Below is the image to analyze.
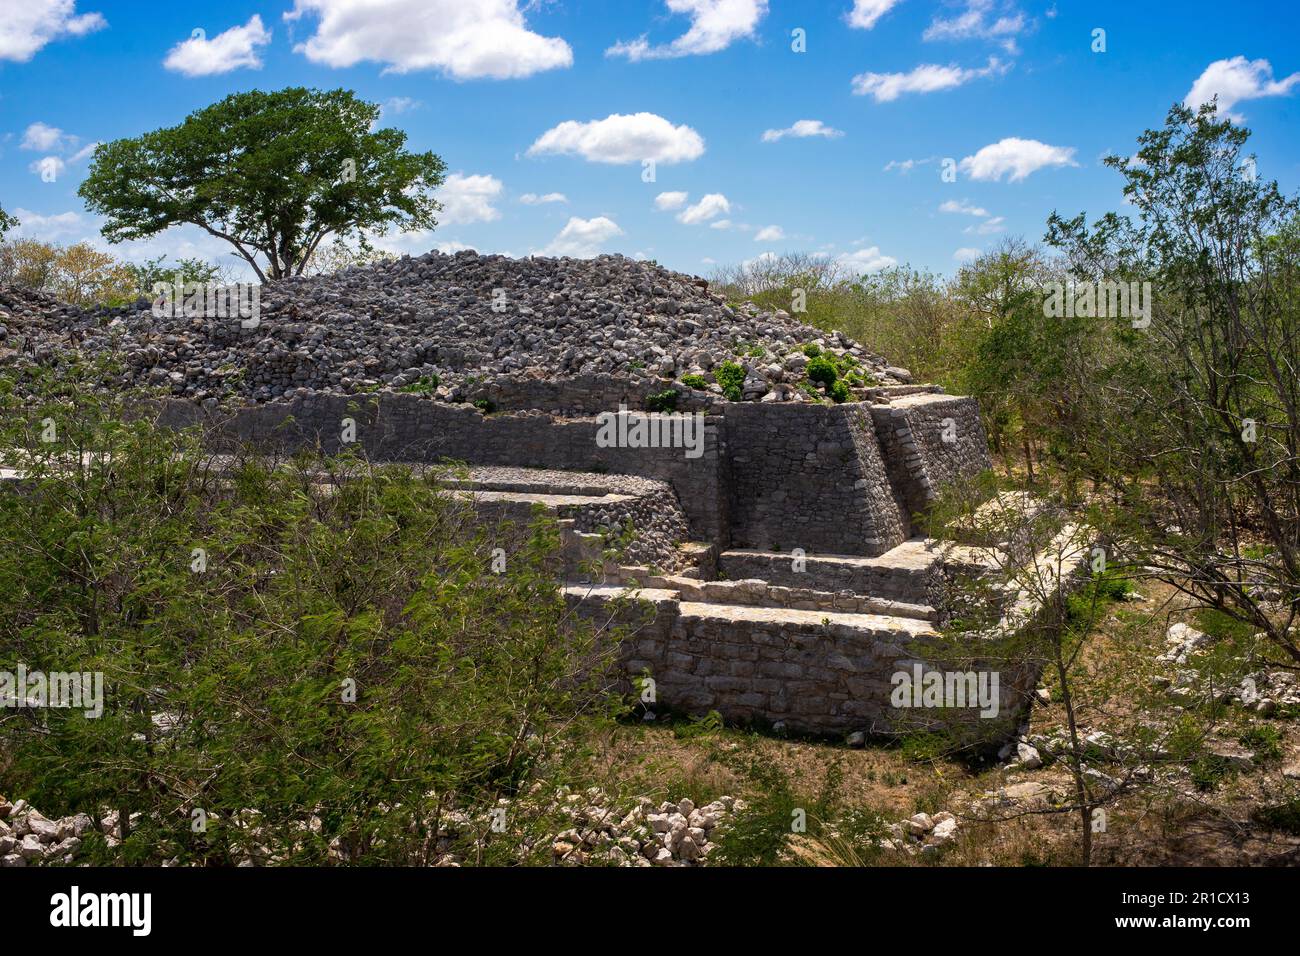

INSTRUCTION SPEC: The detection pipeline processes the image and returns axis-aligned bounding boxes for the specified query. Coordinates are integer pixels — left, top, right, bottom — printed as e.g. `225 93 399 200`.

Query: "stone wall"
152 391 991 558
870 394 991 531
154 393 730 544
722 404 907 556
577 587 1036 738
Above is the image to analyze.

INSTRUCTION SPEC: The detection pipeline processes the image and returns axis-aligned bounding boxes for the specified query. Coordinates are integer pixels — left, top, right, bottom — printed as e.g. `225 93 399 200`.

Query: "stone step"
626 572 936 621
716 538 943 606
562 583 938 641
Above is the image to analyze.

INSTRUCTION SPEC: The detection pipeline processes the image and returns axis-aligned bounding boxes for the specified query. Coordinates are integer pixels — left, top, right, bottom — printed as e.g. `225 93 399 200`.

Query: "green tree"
0 204 16 241
1046 102 1300 667
78 87 447 282
0 367 624 865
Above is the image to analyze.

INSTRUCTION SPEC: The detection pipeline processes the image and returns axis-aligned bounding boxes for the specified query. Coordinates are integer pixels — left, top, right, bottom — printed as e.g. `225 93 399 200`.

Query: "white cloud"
761 119 844 143
528 113 705 165
543 216 624 257
381 96 422 118
959 137 1077 181
953 247 980 262
284 0 573 80
965 216 1005 235
1184 56 1300 120
845 0 904 30
28 156 66 180
852 56 1007 101
754 225 784 241
677 193 730 224
8 207 85 240
69 141 100 163
519 192 567 205
607 0 767 61
21 122 76 152
435 173 504 225
654 191 690 211
837 246 897 274
883 157 933 174
939 198 988 217
709 219 733 230
164 15 270 76
924 0 1027 54
0 0 105 62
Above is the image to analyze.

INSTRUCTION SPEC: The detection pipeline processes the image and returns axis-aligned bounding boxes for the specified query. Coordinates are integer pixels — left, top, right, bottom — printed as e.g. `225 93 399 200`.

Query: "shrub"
806 355 838 388
398 374 439 394
680 373 710 391
715 361 746 401
829 380 850 403
801 343 821 358
645 389 679 413
0 367 622 865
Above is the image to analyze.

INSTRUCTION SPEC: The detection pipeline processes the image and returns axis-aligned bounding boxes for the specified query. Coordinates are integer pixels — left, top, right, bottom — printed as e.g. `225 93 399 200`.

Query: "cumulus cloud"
7 207 85 240
0 0 105 62
953 247 981 262
845 0 904 30
754 225 785 241
21 122 76 152
164 15 270 76
924 0 1027 54
284 0 573 80
761 119 844 143
435 173 504 225
965 216 1005 235
528 113 705 165
837 246 897 274
676 193 730 224
519 192 567 205
939 198 988 217
607 0 767 61
959 137 1076 181
1184 56 1300 120
654 191 690 211
28 156 66 181
543 216 624 257
852 56 1007 101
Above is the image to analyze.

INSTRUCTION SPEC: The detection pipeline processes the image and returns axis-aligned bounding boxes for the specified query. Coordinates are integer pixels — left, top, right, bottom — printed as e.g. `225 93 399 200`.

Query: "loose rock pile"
0 798 93 867
1156 621 1300 714
0 789 743 868
0 251 908 406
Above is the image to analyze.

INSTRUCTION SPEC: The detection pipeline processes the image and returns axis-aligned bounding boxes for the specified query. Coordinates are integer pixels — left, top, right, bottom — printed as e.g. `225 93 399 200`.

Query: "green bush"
715 361 746 402
645 389 679 412
801 343 821 358
680 373 710 391
829 380 850 403
806 356 838 388
0 367 622 865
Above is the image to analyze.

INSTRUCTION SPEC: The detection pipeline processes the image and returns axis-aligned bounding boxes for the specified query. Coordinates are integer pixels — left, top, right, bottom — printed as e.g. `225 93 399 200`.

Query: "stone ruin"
0 250 1081 743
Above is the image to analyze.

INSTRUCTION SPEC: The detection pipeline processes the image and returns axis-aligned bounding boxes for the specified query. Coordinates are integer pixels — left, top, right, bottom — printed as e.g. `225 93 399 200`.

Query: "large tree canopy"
78 87 447 282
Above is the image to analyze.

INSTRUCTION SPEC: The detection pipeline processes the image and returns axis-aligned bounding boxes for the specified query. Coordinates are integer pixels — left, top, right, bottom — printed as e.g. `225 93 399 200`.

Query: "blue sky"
2 0 1298 281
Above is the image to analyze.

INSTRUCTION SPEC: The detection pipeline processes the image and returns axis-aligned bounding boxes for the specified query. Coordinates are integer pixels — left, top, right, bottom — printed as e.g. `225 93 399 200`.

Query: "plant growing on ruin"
0 369 623 865
78 87 447 282
645 389 679 413
680 373 710 391
714 361 746 401
805 355 838 389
